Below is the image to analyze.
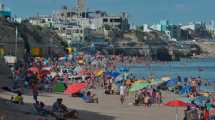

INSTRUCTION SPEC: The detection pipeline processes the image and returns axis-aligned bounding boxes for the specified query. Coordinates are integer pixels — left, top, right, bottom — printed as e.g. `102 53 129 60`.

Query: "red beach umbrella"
79 70 93 75
163 100 188 120
210 108 215 115
28 67 39 73
164 100 188 107
64 83 87 94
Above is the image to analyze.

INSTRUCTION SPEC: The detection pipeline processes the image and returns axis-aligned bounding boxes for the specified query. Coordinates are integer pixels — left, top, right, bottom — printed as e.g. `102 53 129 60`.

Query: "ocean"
118 58 215 82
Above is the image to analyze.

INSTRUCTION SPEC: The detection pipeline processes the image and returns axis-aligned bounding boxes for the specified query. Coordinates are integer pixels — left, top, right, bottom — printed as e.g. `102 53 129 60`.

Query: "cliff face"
0 18 64 57
197 41 215 57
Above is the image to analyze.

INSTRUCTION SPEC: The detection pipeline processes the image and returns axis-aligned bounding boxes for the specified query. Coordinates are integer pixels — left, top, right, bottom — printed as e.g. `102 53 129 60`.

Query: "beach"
0 88 185 120
0 56 214 120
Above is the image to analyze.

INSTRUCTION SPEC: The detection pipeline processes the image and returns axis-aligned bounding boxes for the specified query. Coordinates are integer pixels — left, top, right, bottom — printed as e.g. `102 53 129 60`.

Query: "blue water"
118 58 215 82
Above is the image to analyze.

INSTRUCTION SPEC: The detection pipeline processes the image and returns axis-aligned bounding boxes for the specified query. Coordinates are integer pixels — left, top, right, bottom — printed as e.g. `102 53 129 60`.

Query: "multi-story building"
28 0 129 44
0 3 11 18
29 16 53 28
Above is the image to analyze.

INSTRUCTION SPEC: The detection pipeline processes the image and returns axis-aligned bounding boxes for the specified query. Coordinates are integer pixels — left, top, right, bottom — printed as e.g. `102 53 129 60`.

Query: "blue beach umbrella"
166 79 177 87
179 86 192 95
194 96 209 107
106 71 120 78
119 67 129 72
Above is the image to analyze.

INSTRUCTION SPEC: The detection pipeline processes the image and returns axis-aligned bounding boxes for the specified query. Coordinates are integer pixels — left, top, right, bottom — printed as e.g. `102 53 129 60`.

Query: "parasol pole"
176 107 178 120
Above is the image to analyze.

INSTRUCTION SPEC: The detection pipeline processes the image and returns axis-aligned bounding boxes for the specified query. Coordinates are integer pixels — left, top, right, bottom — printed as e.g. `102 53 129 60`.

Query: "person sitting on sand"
52 98 68 113
92 94 99 104
13 92 24 104
52 98 79 119
33 101 50 116
83 91 92 103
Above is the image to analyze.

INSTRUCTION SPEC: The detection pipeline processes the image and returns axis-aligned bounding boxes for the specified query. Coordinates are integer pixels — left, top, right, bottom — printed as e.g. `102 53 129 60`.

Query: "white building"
142 24 151 32
180 24 195 30
150 24 162 31
29 16 54 28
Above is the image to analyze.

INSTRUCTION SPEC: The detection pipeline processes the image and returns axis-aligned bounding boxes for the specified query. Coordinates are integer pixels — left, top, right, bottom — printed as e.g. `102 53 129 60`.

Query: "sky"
0 0 215 25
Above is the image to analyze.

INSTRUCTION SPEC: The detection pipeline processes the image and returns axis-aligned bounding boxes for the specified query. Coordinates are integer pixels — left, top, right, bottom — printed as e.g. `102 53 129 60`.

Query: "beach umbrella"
40 70 51 78
194 96 209 107
161 76 171 82
179 97 193 103
78 70 93 75
42 67 51 71
209 108 215 115
119 67 129 72
179 86 192 95
64 83 87 94
164 100 188 107
59 57 66 61
166 79 177 87
163 100 188 120
134 80 145 84
95 70 104 77
150 80 162 86
28 67 39 73
129 82 150 92
106 71 120 78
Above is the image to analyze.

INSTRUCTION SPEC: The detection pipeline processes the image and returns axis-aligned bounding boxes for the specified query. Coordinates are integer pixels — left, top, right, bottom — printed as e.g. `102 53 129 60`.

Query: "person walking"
120 84 126 104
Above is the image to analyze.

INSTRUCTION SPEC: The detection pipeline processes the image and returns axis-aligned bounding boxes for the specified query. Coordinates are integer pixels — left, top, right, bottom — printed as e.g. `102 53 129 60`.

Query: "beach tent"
53 83 66 93
179 86 192 95
129 82 150 92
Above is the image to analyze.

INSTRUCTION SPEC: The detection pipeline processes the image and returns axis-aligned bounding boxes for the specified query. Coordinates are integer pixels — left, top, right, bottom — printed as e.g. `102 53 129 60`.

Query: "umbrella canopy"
210 108 215 115
64 83 87 94
119 67 129 72
163 99 188 120
166 79 177 87
180 97 194 103
40 70 51 76
129 82 150 92
150 80 162 86
106 71 120 78
28 67 39 73
42 67 52 71
164 100 188 107
94 69 104 77
161 76 171 82
194 96 209 107
179 86 192 95
78 69 94 75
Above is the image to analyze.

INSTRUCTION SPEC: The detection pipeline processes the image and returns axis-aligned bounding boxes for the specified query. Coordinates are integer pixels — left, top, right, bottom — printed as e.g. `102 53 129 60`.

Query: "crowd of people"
2 50 215 120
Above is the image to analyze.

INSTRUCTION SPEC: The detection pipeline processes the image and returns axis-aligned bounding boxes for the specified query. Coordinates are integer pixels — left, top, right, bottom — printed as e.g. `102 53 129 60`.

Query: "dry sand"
0 88 186 120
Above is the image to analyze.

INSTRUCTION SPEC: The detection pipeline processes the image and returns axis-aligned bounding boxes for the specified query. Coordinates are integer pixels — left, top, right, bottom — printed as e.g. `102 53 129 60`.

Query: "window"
103 18 108 22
